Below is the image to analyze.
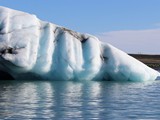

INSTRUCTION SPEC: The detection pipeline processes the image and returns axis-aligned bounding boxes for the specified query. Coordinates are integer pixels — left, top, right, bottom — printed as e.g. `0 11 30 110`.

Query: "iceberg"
0 6 159 81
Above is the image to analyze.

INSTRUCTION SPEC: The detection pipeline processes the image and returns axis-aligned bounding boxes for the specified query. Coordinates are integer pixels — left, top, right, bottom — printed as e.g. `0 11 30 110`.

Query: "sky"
0 0 160 54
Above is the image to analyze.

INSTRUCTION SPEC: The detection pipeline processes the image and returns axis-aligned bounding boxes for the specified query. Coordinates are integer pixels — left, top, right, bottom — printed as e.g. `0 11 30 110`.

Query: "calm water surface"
0 80 160 120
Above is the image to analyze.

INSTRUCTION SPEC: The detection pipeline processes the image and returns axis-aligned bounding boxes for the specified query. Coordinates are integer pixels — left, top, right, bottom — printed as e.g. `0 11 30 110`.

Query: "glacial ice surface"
0 6 159 81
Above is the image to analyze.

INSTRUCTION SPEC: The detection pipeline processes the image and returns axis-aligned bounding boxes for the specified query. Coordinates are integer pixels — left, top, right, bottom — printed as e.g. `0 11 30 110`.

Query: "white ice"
0 6 159 81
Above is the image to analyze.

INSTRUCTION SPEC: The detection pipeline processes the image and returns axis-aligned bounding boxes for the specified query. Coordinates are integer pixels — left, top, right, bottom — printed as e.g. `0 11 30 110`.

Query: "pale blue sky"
1 0 160 54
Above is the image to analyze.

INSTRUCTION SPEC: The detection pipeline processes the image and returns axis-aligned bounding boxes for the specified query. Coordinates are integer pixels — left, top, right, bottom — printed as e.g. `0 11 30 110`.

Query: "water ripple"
0 80 160 119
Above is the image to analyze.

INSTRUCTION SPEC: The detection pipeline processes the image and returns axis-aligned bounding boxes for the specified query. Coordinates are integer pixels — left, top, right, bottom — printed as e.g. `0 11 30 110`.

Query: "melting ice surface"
0 6 159 81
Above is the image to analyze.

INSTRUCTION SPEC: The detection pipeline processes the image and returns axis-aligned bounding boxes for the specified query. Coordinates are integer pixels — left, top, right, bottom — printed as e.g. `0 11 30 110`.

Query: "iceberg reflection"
0 80 156 119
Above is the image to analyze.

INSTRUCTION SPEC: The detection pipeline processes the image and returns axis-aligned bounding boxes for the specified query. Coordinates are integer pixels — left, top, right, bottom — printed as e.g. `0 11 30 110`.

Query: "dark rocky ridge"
129 54 160 70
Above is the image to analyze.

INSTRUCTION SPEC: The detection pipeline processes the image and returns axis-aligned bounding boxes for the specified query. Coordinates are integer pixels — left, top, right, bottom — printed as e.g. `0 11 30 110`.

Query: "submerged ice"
0 6 159 81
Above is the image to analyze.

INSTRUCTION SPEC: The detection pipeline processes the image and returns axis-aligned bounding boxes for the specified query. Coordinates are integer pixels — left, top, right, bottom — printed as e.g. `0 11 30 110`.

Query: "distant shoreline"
129 54 160 70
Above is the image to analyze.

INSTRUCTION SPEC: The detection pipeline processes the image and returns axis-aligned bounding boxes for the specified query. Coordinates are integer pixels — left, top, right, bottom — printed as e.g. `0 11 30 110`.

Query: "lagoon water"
0 80 160 120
